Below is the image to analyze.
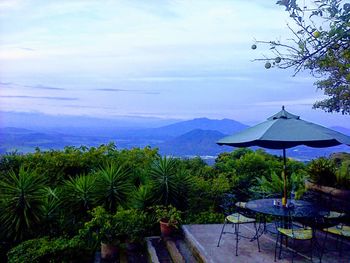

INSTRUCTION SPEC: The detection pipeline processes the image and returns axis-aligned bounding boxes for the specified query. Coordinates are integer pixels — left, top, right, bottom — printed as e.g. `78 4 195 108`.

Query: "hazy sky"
0 0 349 127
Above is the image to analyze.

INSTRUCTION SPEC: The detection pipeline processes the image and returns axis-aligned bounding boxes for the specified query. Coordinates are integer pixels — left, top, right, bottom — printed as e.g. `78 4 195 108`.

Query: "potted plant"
155 205 182 236
114 209 152 251
81 206 125 260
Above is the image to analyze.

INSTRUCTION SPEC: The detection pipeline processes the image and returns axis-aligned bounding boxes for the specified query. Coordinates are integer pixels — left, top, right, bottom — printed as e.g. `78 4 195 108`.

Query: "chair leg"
291 238 295 263
235 223 239 256
254 222 261 252
279 234 283 259
320 230 328 263
217 219 227 247
339 235 343 258
275 232 280 262
310 237 313 262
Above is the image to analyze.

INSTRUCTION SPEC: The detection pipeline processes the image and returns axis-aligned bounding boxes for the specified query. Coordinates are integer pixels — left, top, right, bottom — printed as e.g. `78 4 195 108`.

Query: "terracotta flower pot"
101 242 118 260
160 220 176 236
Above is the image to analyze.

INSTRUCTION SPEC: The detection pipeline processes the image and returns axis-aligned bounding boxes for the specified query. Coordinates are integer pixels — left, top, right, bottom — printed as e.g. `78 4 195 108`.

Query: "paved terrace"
182 224 350 263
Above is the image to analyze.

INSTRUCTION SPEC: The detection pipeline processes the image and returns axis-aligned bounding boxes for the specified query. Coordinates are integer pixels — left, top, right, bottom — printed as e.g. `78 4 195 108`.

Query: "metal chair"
320 219 350 260
217 199 261 256
274 211 315 262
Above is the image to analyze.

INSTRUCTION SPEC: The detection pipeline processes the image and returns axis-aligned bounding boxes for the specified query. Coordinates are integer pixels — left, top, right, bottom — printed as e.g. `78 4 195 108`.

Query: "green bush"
7 236 93 263
308 157 337 187
190 174 230 212
336 160 350 189
80 206 155 246
184 211 225 224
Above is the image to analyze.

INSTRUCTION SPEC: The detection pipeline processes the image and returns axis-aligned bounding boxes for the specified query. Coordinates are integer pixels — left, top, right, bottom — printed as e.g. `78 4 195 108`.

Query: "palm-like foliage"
173 168 194 210
41 187 62 236
130 185 155 211
94 163 132 213
63 174 96 213
150 156 179 206
0 166 45 242
252 171 307 199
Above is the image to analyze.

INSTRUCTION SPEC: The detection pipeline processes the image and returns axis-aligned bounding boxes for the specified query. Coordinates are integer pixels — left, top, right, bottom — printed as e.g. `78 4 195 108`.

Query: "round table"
246 198 328 218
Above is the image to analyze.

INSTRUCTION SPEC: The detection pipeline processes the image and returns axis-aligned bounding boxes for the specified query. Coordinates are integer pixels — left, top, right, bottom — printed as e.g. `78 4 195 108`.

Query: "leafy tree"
190 174 231 212
0 166 45 242
253 0 350 114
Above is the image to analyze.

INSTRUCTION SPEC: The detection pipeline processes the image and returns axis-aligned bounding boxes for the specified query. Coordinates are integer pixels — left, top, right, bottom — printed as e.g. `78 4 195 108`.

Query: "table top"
246 198 329 218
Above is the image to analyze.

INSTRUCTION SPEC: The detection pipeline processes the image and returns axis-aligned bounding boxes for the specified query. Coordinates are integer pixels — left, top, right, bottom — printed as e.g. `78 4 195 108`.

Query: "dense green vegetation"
0 143 349 261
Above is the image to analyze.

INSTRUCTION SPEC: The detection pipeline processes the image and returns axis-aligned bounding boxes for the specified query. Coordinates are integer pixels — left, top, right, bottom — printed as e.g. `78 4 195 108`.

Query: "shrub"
336 160 350 189
7 236 93 263
308 157 337 187
80 207 154 246
190 174 230 212
184 211 225 224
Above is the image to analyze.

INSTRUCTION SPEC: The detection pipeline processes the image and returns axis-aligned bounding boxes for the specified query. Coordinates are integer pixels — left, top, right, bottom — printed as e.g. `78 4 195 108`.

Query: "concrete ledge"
145 237 160 263
182 225 213 263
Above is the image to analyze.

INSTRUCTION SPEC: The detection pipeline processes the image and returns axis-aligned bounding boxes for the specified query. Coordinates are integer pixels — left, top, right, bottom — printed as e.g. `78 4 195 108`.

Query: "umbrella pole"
282 148 287 206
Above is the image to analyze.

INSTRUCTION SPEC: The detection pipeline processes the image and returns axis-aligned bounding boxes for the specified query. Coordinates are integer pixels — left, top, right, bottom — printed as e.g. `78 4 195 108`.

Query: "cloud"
125 76 251 82
0 95 77 101
254 97 326 107
0 81 12 85
95 88 128 92
25 84 65 90
95 88 160 95
62 104 116 110
18 47 35 51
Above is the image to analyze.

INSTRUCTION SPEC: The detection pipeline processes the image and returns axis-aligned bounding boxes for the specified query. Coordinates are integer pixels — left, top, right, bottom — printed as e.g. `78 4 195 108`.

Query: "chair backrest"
219 193 237 216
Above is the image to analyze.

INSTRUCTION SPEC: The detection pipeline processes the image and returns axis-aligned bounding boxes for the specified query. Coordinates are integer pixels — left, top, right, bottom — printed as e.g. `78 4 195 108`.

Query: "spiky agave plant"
149 156 179 207
0 166 45 242
94 162 132 213
41 187 62 236
63 174 96 213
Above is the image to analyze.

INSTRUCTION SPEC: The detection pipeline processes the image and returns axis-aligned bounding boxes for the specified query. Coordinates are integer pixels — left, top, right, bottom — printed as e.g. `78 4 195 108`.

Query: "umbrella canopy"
217 106 350 205
218 106 350 149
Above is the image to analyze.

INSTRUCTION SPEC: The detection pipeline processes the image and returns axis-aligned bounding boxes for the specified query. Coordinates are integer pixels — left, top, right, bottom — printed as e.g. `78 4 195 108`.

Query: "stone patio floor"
182 224 350 263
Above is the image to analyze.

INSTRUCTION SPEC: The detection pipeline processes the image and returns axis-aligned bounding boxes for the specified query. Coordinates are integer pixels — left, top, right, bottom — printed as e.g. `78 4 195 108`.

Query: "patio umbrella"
217 106 350 205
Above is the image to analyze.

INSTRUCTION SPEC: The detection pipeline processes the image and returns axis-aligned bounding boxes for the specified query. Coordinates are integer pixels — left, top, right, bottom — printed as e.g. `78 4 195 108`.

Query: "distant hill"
135 117 248 139
0 127 111 153
0 111 179 137
158 129 232 156
1 114 349 160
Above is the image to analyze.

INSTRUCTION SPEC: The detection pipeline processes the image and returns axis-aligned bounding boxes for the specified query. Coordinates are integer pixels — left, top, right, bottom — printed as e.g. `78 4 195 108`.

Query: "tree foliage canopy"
254 0 350 114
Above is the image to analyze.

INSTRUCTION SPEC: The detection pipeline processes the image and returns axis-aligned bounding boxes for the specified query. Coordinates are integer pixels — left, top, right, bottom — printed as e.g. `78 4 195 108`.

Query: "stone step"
146 234 200 263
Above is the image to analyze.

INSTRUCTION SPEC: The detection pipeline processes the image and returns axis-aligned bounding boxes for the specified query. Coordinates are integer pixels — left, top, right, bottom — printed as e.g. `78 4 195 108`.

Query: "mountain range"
1 111 349 161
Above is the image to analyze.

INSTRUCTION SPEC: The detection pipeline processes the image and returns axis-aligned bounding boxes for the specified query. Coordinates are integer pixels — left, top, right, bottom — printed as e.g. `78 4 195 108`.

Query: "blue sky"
0 0 349 127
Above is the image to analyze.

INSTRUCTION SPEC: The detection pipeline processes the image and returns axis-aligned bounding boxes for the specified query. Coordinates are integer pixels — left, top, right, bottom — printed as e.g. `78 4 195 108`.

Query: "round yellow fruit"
313 31 320 38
